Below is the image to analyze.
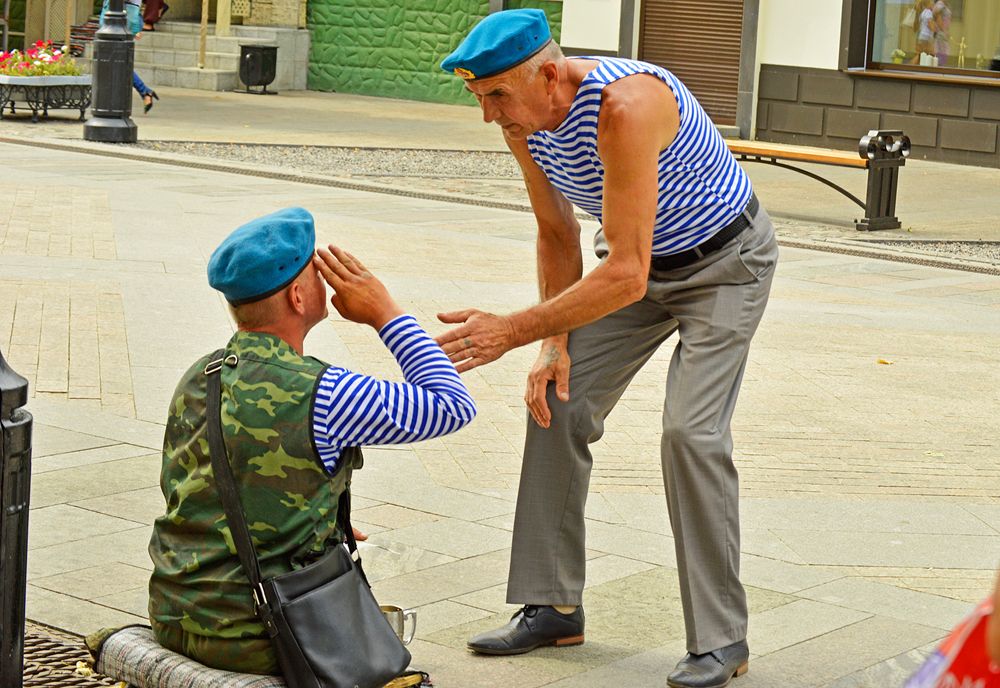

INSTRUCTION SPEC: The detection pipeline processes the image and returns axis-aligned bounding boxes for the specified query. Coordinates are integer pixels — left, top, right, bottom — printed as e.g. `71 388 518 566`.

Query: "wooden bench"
726 130 911 231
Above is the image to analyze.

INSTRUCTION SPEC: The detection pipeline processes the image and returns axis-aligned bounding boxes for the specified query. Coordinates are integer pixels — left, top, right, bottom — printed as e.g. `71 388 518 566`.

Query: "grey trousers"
507 205 778 654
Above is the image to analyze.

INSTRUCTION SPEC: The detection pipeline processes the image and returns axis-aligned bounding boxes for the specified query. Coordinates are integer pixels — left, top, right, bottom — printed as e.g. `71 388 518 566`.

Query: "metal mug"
380 604 416 646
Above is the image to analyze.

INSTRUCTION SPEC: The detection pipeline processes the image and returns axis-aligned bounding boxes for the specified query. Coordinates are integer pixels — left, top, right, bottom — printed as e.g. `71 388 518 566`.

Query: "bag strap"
205 352 267 592
203 350 370 597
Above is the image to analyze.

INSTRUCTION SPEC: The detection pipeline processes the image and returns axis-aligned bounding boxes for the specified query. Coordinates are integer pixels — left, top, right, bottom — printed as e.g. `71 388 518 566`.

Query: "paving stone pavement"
2 104 1000 686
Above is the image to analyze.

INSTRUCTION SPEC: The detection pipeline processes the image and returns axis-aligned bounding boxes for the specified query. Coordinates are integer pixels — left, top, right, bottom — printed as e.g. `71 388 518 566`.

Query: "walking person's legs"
131 71 159 112
131 71 148 96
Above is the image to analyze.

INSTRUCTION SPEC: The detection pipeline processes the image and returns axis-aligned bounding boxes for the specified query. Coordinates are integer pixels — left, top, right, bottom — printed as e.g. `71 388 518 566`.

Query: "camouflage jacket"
148 331 362 642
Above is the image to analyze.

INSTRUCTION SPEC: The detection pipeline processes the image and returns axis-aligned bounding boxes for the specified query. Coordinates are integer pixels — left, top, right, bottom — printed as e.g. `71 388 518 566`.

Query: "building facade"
306 0 561 105
560 0 1000 166
303 0 999 167
754 0 1000 167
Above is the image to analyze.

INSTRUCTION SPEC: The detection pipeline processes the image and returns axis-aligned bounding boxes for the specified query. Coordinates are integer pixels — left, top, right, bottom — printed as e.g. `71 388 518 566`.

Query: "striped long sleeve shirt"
311 314 476 473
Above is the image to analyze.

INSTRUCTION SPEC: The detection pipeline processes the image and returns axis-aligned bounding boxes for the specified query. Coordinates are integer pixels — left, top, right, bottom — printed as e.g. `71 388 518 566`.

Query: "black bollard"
0 349 32 688
857 130 911 231
83 0 137 143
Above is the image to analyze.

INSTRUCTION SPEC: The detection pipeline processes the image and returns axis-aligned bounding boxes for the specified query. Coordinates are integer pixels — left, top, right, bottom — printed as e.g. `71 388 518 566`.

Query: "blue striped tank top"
526 57 753 256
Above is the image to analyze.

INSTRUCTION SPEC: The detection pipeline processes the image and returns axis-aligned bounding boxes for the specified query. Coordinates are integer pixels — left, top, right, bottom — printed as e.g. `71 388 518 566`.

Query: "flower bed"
0 40 91 122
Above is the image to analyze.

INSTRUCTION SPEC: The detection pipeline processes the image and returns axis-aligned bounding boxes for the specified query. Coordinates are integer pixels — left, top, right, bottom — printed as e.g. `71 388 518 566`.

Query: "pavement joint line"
142 139 509 154
3 135 999 277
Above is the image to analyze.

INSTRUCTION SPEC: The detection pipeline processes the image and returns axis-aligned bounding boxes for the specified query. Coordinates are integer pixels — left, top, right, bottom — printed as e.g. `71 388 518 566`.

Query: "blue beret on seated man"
208 206 316 305
440 8 551 80
146 206 476 676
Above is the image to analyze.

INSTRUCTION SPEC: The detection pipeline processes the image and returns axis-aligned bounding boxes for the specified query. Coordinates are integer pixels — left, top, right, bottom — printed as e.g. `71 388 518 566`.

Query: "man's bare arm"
507 135 580 425
437 75 680 370
506 135 584 302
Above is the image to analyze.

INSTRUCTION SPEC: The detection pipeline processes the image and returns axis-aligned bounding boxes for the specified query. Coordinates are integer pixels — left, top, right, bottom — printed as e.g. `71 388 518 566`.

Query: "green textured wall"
307 0 563 105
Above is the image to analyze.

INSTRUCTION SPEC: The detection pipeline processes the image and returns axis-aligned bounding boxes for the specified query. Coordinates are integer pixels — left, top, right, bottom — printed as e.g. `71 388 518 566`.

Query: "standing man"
436 10 777 688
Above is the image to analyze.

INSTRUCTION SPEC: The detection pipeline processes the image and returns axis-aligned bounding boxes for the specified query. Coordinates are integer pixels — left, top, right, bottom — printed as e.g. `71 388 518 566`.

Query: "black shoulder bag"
205 355 411 688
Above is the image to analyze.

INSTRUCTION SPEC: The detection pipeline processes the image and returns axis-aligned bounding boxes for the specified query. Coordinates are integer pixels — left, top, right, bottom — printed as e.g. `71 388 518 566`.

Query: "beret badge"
453 67 476 80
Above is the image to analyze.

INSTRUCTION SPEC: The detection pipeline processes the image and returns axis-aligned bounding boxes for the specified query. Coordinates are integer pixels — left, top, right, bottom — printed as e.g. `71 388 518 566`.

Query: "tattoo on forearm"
543 345 560 367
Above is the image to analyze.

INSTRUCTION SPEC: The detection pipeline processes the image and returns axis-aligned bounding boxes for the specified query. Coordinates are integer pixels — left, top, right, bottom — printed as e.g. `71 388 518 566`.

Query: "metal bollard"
856 129 911 231
0 349 32 688
83 0 138 143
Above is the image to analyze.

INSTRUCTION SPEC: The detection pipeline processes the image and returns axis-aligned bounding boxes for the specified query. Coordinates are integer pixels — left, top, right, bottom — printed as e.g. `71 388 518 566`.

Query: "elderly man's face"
465 68 547 139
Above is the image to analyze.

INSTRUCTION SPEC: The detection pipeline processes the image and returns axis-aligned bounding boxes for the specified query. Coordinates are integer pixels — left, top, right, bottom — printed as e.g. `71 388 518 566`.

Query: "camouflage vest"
148 331 362 642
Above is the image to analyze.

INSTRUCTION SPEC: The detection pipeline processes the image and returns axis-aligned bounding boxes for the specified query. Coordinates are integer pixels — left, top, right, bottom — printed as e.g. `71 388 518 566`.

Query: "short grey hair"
513 41 564 82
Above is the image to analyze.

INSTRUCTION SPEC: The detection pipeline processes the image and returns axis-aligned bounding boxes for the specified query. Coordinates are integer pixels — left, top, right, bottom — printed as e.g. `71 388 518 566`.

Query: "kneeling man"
147 207 476 674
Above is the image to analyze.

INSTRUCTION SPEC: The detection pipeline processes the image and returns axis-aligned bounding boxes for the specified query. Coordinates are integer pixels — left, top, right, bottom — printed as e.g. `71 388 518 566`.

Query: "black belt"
650 194 759 272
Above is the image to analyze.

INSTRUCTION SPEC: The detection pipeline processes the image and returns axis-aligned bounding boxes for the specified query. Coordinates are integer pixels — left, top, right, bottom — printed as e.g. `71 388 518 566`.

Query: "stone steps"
137 31 275 54
135 47 241 72
134 63 240 91
79 20 307 92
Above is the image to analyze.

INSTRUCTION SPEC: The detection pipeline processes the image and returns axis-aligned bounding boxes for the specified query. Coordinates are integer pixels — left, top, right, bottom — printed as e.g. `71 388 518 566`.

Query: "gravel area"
138 141 522 179
137 141 999 269
859 240 1000 265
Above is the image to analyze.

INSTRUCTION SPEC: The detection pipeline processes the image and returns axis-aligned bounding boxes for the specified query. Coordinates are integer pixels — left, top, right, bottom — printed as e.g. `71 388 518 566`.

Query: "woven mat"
22 621 429 688
23 620 123 687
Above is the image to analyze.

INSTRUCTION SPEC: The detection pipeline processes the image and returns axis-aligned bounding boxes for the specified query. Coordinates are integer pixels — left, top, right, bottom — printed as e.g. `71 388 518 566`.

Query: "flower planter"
0 75 92 123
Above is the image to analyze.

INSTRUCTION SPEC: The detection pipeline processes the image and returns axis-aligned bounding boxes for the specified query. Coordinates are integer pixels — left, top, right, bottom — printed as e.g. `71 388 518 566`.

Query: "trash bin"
239 44 278 95
0 349 32 688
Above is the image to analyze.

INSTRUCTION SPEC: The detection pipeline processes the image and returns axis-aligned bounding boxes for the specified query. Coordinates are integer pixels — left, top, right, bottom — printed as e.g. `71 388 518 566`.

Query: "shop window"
871 0 1000 75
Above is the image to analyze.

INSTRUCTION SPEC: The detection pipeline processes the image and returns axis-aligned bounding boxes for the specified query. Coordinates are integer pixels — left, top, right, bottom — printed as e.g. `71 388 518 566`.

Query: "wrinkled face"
465 67 547 139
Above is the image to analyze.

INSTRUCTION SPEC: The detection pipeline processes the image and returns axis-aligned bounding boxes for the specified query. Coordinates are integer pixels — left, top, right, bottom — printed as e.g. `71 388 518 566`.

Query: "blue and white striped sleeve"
311 314 477 473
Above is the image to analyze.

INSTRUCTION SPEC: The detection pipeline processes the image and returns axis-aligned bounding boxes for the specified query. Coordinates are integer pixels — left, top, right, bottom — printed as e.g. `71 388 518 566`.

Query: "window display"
872 0 1000 74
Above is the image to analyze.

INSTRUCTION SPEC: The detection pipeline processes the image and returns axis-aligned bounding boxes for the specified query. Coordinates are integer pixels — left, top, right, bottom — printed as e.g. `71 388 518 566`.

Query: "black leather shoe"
467 605 584 655
667 639 749 688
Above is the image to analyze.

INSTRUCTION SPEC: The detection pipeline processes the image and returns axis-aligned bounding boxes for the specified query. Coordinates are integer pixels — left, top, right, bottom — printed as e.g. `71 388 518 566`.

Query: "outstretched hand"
314 246 403 329
435 309 516 373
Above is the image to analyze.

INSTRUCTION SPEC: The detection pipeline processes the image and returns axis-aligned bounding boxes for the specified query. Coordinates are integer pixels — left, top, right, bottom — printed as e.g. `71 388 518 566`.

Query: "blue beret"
441 9 552 81
208 207 316 305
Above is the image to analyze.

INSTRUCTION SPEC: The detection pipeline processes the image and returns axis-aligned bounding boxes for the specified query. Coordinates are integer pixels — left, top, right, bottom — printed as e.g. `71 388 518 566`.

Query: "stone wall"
756 64 1000 168
248 0 305 28
307 0 562 105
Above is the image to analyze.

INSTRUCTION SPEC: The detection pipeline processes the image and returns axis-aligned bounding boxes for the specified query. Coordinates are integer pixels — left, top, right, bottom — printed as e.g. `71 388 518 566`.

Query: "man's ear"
287 280 306 316
541 61 559 95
